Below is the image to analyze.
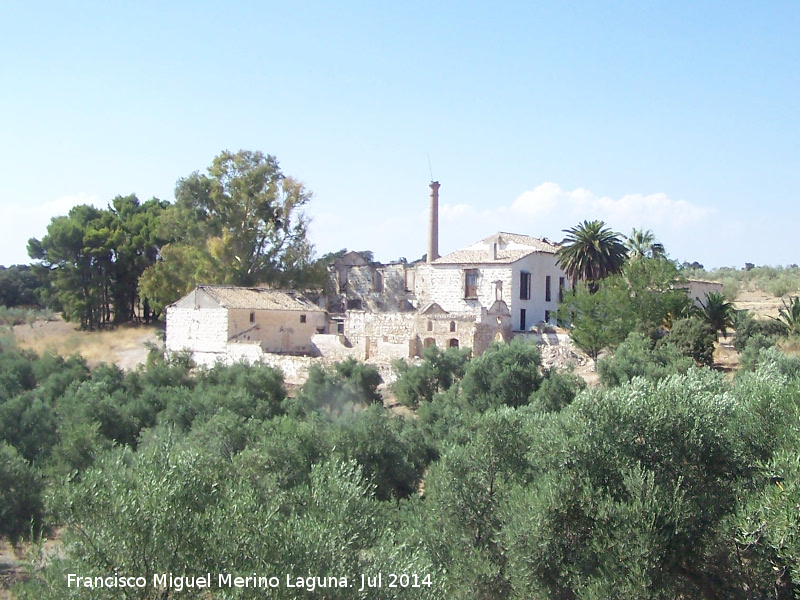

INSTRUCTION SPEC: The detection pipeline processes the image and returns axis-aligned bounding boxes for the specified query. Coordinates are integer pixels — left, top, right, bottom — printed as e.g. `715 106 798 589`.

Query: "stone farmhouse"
166 181 571 367
166 286 327 366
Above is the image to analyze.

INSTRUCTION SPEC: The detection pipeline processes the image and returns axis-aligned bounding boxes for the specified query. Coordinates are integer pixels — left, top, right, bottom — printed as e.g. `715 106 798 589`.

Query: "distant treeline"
0 265 44 308
682 263 800 299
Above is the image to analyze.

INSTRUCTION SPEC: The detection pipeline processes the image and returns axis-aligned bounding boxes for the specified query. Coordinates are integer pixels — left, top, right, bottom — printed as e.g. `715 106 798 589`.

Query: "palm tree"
696 291 734 337
556 220 628 293
626 228 666 260
776 296 800 335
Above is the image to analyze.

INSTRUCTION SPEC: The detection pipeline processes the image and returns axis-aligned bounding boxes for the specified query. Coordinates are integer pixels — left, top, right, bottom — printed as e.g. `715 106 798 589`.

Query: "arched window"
427 320 433 331
423 337 436 349
449 338 459 348
449 321 456 332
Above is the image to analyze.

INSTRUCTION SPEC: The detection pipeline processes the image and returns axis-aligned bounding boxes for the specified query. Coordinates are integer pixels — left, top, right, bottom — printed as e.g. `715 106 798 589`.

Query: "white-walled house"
415 232 569 331
166 285 327 366
682 279 725 308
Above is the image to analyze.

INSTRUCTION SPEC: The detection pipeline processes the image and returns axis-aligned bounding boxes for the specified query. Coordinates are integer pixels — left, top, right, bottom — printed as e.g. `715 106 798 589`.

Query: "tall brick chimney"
427 181 440 263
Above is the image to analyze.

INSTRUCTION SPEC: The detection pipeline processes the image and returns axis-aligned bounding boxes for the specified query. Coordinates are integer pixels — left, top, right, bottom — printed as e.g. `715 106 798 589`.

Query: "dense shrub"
598 332 693 387
294 360 383 415
658 316 716 366
504 368 766 598
45 421 112 477
12 328 800 599
392 345 470 408
0 442 43 539
332 406 436 500
732 310 787 351
0 345 37 401
459 339 543 410
738 334 777 372
238 415 331 490
196 361 285 413
0 392 58 461
740 344 800 379
527 368 586 412
333 357 383 405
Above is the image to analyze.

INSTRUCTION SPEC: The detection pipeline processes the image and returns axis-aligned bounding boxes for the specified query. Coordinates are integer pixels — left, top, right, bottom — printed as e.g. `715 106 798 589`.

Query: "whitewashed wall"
166 307 228 354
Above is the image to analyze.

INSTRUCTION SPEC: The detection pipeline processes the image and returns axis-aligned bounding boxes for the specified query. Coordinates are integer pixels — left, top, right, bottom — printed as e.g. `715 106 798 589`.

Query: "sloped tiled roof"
199 285 321 311
482 232 560 253
433 232 560 265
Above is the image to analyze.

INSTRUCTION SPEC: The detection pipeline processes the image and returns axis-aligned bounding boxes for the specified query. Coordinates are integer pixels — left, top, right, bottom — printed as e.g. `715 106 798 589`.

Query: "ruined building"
166 182 570 367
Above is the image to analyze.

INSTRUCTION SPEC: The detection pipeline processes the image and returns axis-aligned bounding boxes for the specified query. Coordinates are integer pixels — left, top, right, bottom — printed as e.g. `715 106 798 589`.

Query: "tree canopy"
139 150 322 313
28 196 168 329
25 150 322 327
558 257 692 359
556 219 628 292
626 227 666 259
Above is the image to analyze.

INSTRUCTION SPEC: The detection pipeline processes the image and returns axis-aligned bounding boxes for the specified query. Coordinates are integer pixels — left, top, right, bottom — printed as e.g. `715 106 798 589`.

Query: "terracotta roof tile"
199 285 321 311
433 231 560 265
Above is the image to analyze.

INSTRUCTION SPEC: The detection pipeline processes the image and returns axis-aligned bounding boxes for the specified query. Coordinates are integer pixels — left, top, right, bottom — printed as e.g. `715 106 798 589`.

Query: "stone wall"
260 353 317 385
415 263 514 314
328 263 413 313
227 308 326 355
344 311 419 359
416 311 481 353
311 333 364 361
473 321 512 355
166 307 228 354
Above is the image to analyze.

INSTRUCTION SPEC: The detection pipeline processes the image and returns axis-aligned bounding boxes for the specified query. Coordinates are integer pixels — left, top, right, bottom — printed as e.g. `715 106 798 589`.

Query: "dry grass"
733 290 787 319
12 316 161 369
777 335 800 357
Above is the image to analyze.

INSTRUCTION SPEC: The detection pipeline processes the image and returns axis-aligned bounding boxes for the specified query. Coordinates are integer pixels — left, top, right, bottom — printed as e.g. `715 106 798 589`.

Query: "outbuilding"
166 285 327 366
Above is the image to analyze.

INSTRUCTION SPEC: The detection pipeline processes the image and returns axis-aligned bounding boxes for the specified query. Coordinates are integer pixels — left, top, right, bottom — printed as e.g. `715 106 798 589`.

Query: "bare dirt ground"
733 289 786 319
0 540 22 599
11 315 161 370
719 289 794 374
0 534 64 599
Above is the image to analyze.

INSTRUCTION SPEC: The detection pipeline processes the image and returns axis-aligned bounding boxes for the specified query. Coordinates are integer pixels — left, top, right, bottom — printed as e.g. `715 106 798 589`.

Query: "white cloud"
511 182 714 230
420 182 724 265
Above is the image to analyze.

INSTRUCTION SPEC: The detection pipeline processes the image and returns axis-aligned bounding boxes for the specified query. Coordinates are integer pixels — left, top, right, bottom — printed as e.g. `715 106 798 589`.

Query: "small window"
427 320 433 332
464 269 479 298
545 275 551 302
545 310 551 323
520 271 531 300
520 308 527 331
423 337 436 349
249 311 255 323
449 338 459 348
449 321 456 332
300 314 307 323
337 322 345 334
373 271 383 292
559 277 565 303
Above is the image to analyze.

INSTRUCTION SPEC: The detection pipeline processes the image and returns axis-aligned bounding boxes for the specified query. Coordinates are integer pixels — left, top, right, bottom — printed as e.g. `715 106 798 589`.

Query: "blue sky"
1 1 798 268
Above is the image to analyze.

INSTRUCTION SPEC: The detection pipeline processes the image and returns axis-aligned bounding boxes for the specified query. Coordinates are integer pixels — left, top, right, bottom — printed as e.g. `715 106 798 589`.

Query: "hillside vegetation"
682 263 800 299
3 335 800 599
